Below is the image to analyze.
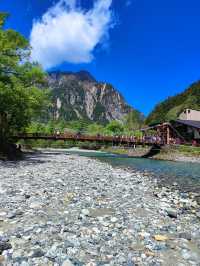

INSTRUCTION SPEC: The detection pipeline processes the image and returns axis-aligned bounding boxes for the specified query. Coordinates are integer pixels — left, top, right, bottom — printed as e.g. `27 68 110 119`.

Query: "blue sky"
1 0 200 115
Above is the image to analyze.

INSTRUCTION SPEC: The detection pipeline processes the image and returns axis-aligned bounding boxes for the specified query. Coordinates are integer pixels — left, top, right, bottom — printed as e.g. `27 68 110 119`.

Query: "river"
66 149 200 192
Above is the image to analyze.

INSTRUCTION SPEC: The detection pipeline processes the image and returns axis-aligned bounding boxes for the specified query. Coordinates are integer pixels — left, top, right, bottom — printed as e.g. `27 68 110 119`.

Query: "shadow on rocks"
0 142 24 161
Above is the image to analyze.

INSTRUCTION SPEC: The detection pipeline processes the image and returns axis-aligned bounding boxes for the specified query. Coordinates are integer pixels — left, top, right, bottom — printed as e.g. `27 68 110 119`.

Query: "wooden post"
167 125 170 145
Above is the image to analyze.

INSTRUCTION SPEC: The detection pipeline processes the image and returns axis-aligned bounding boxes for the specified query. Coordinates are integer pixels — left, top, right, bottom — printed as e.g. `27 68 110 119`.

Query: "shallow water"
67 150 200 192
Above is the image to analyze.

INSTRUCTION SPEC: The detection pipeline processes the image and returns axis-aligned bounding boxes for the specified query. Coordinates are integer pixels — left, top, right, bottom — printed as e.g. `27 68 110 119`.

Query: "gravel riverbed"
0 151 200 266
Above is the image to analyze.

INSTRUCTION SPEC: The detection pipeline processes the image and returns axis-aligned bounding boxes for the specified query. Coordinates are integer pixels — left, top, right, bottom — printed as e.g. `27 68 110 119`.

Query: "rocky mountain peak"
47 71 137 124
48 70 96 83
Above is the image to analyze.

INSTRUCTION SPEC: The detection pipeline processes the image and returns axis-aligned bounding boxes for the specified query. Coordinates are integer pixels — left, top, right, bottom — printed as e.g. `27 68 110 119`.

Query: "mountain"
146 81 200 125
47 70 137 124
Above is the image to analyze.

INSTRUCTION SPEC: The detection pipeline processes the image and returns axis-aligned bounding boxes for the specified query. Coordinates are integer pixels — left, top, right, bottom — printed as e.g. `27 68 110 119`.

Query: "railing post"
167 125 170 145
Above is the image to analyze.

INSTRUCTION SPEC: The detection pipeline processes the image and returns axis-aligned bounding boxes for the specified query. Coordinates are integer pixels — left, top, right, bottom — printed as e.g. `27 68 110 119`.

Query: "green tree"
125 110 144 130
0 13 48 145
67 120 89 133
87 123 105 135
105 120 124 135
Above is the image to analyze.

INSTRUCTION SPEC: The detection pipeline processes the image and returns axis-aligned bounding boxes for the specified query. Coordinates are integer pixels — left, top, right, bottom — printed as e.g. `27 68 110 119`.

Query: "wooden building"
161 109 200 145
171 119 200 144
145 109 200 145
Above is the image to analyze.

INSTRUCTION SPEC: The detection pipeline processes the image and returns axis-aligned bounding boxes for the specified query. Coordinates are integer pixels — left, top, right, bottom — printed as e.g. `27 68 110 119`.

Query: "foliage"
146 81 200 124
67 120 90 133
0 13 49 141
177 145 200 156
105 120 124 135
26 112 145 140
23 117 147 149
87 123 105 135
124 110 144 130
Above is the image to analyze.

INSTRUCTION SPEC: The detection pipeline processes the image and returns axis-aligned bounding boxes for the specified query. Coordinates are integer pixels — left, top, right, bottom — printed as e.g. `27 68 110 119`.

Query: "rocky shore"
103 146 200 164
0 151 200 265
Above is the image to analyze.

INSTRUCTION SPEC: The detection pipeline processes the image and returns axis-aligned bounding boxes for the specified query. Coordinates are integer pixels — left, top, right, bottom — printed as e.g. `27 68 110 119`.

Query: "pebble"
81 209 90 216
110 217 118 223
154 235 168 241
166 208 178 218
29 201 43 209
62 259 74 266
0 255 5 263
30 248 45 258
179 232 192 241
0 240 12 254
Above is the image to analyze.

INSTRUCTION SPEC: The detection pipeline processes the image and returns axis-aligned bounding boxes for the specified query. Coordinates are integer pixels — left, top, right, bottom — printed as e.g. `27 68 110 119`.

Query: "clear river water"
66 149 200 192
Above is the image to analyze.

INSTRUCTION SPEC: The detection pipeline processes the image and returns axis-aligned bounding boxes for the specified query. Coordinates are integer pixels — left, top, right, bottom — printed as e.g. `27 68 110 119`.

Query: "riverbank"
0 151 200 265
102 145 200 164
18 140 200 163
154 145 200 163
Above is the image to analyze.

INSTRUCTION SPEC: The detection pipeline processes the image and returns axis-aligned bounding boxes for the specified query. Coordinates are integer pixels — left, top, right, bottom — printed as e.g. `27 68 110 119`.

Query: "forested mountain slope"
146 81 200 124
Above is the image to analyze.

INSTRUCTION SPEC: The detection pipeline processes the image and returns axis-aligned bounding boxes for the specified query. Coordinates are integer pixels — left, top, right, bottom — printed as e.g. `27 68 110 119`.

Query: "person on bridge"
76 132 81 139
56 130 60 137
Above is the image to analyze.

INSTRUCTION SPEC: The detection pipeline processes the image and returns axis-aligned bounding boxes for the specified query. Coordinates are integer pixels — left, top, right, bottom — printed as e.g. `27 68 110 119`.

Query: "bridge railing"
13 132 167 145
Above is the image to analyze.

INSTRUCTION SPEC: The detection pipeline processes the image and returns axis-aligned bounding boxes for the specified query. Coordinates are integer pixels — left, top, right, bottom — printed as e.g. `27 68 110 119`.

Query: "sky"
1 0 200 115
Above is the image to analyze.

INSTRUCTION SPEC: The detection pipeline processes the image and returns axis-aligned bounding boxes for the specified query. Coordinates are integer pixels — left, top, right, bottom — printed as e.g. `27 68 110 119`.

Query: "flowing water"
66 149 200 192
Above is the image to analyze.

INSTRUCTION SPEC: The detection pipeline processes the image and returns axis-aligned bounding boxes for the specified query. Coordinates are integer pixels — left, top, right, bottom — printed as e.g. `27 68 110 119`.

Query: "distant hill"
46 71 141 124
146 81 200 125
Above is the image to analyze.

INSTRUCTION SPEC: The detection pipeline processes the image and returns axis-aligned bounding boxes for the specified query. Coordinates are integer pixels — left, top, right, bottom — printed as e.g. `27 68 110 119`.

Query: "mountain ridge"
47 70 140 124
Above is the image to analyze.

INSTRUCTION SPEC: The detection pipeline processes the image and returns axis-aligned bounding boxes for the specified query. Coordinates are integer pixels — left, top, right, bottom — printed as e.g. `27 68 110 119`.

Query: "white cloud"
30 0 113 69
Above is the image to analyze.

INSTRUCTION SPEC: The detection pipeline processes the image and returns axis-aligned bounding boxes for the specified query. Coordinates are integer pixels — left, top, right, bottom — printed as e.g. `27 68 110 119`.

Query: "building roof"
176 119 200 129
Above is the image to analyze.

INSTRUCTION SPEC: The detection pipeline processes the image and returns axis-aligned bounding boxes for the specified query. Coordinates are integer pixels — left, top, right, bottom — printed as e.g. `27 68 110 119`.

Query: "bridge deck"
12 133 164 146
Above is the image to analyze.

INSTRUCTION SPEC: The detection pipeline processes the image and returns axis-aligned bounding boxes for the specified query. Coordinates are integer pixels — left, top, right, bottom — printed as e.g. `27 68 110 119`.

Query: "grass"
176 145 200 156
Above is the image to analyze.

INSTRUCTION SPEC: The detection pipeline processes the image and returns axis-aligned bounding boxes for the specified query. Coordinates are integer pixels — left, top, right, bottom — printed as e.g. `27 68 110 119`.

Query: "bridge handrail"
14 132 166 145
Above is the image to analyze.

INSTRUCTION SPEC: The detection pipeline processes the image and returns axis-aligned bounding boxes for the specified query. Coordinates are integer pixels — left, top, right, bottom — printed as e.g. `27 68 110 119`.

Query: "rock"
86 262 97 266
64 240 74 249
30 248 45 258
166 241 177 250
81 209 90 216
7 210 23 219
181 249 192 260
178 232 192 241
126 259 135 266
194 195 200 205
139 232 150 239
20 262 30 266
62 259 74 266
130 243 145 251
196 212 200 219
0 212 7 217
166 208 178 218
110 217 118 223
0 255 5 263
63 192 75 204
145 251 155 257
153 235 168 241
7 212 16 219
0 241 12 254
29 201 43 209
